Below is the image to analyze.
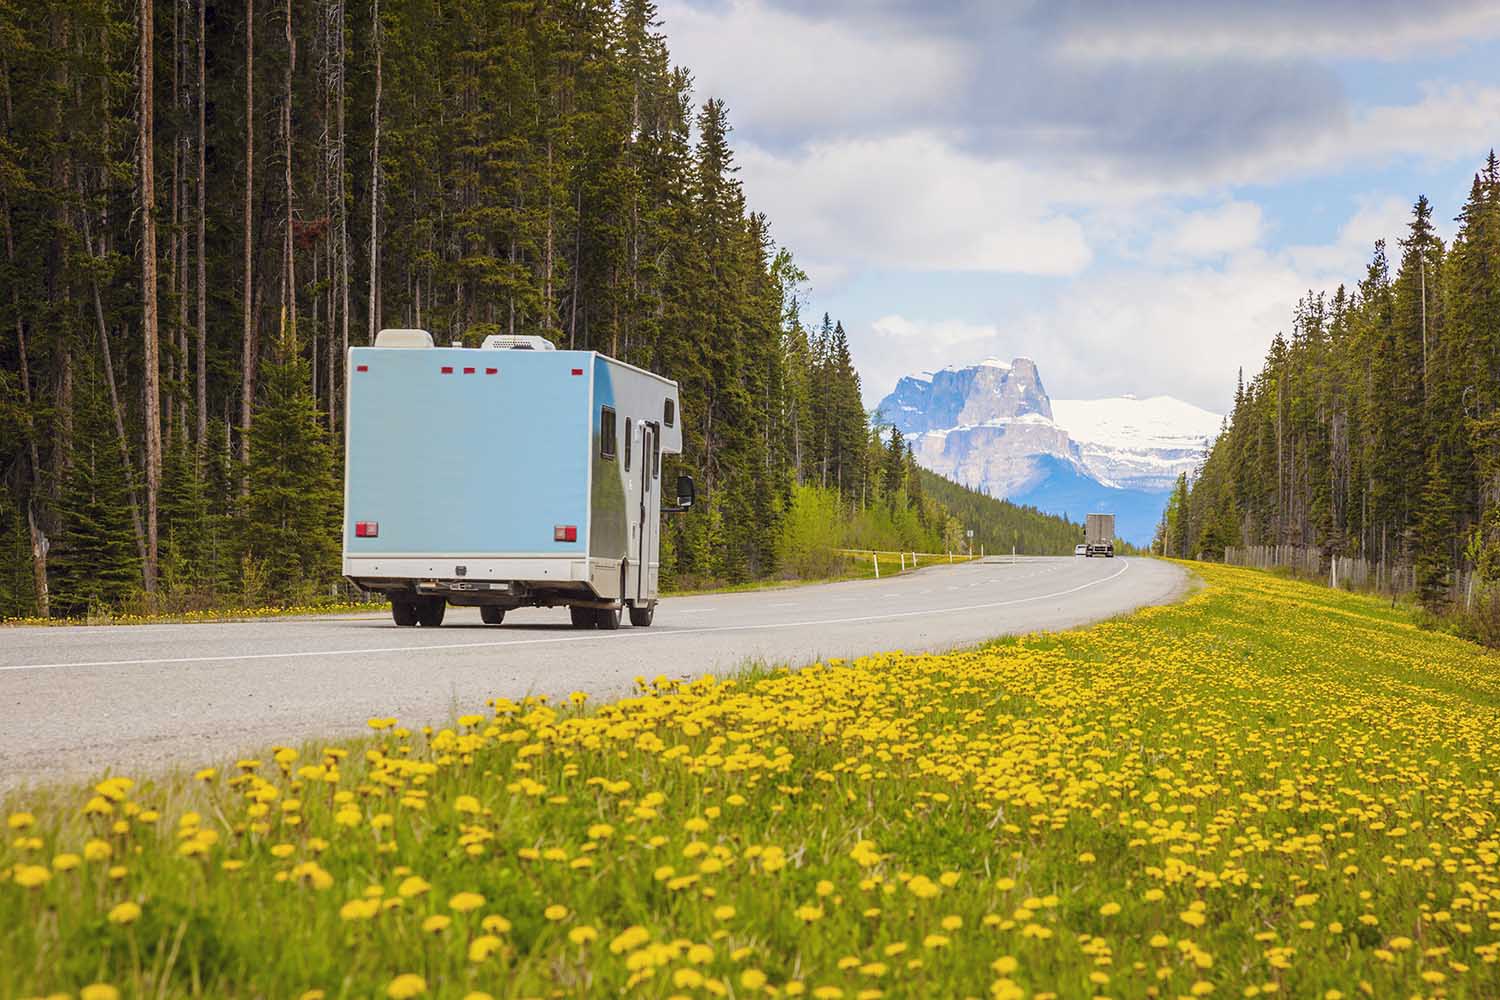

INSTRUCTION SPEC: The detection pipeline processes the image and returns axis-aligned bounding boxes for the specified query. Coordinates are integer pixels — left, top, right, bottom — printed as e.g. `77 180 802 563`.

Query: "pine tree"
49 365 143 616
159 430 214 597
241 320 340 600
0 486 37 618
1414 444 1456 612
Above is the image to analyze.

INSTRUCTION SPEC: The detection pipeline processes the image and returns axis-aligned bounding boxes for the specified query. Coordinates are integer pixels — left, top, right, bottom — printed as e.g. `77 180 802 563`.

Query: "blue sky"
659 0 1500 414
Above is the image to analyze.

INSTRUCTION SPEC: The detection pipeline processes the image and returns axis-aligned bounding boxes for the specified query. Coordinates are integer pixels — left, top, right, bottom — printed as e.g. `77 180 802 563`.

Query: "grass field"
4 563 1500 999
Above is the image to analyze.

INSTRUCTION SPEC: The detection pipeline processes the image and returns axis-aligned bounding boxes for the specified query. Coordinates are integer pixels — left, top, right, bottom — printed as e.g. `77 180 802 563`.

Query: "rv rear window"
664 398 675 427
600 407 617 460
624 418 633 471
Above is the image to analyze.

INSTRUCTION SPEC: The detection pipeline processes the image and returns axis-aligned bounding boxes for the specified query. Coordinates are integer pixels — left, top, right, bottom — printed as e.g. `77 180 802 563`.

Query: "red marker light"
440 366 454 374
355 521 379 538
356 364 369 373
463 367 476 374
554 525 577 543
570 368 583 376
485 367 498 375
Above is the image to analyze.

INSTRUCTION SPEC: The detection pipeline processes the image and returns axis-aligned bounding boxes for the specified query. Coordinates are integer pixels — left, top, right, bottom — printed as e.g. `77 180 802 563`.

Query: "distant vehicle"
342 329 693 630
1074 543 1087 557
1084 513 1116 558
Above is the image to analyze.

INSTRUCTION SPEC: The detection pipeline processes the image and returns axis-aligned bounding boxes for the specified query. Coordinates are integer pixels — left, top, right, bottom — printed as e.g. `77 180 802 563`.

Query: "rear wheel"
480 606 505 626
416 597 446 627
391 598 419 627
569 606 596 628
628 602 654 627
594 605 622 630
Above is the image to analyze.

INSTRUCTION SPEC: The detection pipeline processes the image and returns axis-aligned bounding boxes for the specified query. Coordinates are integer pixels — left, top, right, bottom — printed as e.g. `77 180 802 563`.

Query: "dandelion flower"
386 974 426 999
448 891 485 913
397 876 431 898
107 901 142 925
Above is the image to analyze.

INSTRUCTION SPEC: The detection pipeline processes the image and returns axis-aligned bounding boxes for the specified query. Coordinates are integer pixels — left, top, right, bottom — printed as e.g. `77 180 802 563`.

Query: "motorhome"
342 329 692 629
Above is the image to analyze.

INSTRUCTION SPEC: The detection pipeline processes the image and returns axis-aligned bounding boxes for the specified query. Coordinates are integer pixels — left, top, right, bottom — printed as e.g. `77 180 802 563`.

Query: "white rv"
342 330 692 628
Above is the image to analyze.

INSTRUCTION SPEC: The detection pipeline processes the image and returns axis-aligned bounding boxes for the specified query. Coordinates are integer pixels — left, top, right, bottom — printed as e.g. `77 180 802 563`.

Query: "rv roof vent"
480 334 556 351
374 328 435 349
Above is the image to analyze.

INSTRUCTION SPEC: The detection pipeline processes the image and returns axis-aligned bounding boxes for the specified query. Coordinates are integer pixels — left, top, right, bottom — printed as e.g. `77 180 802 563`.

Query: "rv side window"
624 418 633 471
653 432 661 479
664 398 675 427
600 407 617 460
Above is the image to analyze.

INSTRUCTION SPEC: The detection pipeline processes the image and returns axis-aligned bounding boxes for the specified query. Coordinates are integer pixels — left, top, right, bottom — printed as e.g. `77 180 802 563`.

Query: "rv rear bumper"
343 554 590 585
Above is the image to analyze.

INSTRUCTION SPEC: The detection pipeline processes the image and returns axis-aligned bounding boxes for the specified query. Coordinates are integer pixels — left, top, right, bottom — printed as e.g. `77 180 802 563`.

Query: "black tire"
569 606 596 628
480 606 505 625
594 605 622 630
391 598 419 627
628 602 654 627
416 597 446 627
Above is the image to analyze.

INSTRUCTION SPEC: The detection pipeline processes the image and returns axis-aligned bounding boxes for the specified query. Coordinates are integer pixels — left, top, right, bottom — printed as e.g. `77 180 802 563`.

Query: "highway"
0 556 1186 790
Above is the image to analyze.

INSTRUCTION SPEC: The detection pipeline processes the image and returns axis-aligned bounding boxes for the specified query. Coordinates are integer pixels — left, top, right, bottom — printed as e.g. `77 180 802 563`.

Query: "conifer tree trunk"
335 0 348 426
1 195 47 615
367 0 381 343
174 0 189 443
140 0 162 592
167 0 179 438
283 0 295 341
196 0 207 454
79 199 149 569
240 0 256 472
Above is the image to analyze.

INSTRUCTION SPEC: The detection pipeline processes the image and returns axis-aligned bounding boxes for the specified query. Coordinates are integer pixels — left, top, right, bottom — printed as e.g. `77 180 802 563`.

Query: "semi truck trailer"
1084 512 1116 558
341 329 692 629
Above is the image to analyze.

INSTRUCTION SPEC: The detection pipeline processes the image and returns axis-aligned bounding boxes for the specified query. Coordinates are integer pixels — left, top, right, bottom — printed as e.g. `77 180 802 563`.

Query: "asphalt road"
0 556 1186 791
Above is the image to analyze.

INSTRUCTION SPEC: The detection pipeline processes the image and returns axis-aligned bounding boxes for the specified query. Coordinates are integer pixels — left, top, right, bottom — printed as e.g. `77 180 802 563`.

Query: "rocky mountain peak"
879 357 1051 434
874 355 1223 544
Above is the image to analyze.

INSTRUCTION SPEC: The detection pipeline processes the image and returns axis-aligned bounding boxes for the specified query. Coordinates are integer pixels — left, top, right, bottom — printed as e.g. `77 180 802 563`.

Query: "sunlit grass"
4 563 1499 998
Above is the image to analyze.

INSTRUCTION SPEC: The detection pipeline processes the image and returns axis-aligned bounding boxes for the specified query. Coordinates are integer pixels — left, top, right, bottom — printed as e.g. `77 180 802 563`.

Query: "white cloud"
660 0 966 142
855 316 1006 412
857 192 1434 412
738 133 1093 277
1059 3 1500 62
1146 201 1266 262
1283 194 1416 275
1219 84 1500 188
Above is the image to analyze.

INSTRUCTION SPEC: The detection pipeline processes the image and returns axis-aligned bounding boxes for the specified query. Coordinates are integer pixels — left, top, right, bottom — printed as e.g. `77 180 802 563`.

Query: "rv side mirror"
676 475 695 510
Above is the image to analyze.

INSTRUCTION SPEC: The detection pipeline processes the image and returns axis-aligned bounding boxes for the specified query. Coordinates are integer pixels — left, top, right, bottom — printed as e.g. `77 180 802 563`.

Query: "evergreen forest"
1161 153 1500 621
0 0 1080 619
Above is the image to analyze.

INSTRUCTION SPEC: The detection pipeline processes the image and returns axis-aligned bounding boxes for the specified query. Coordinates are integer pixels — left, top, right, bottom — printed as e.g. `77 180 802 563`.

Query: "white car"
1074 543 1087 557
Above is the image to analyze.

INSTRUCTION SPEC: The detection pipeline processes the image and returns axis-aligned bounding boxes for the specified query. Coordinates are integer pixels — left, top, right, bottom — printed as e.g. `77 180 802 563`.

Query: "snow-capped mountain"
877 359 1221 544
1051 395 1222 492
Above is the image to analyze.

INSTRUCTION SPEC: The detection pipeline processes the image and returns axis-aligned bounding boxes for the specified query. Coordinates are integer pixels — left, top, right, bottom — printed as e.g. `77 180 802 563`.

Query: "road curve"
0 556 1187 790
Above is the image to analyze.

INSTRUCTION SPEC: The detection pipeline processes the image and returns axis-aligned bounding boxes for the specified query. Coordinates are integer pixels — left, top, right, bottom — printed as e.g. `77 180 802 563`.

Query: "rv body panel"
342 339 681 615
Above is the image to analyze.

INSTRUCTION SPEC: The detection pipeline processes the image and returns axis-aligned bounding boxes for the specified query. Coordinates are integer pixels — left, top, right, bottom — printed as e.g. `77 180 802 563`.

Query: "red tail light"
355 521 379 538
554 525 577 543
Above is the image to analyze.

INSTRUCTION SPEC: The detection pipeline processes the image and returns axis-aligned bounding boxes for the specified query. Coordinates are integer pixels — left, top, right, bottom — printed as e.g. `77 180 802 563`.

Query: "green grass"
4 563 1500 998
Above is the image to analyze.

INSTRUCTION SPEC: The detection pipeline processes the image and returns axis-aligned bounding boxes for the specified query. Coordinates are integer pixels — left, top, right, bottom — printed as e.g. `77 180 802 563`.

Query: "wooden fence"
1222 544 1475 605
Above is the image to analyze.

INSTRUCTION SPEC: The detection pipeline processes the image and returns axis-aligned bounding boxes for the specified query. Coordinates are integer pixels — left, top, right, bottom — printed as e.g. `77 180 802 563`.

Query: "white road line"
0 562 1130 673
